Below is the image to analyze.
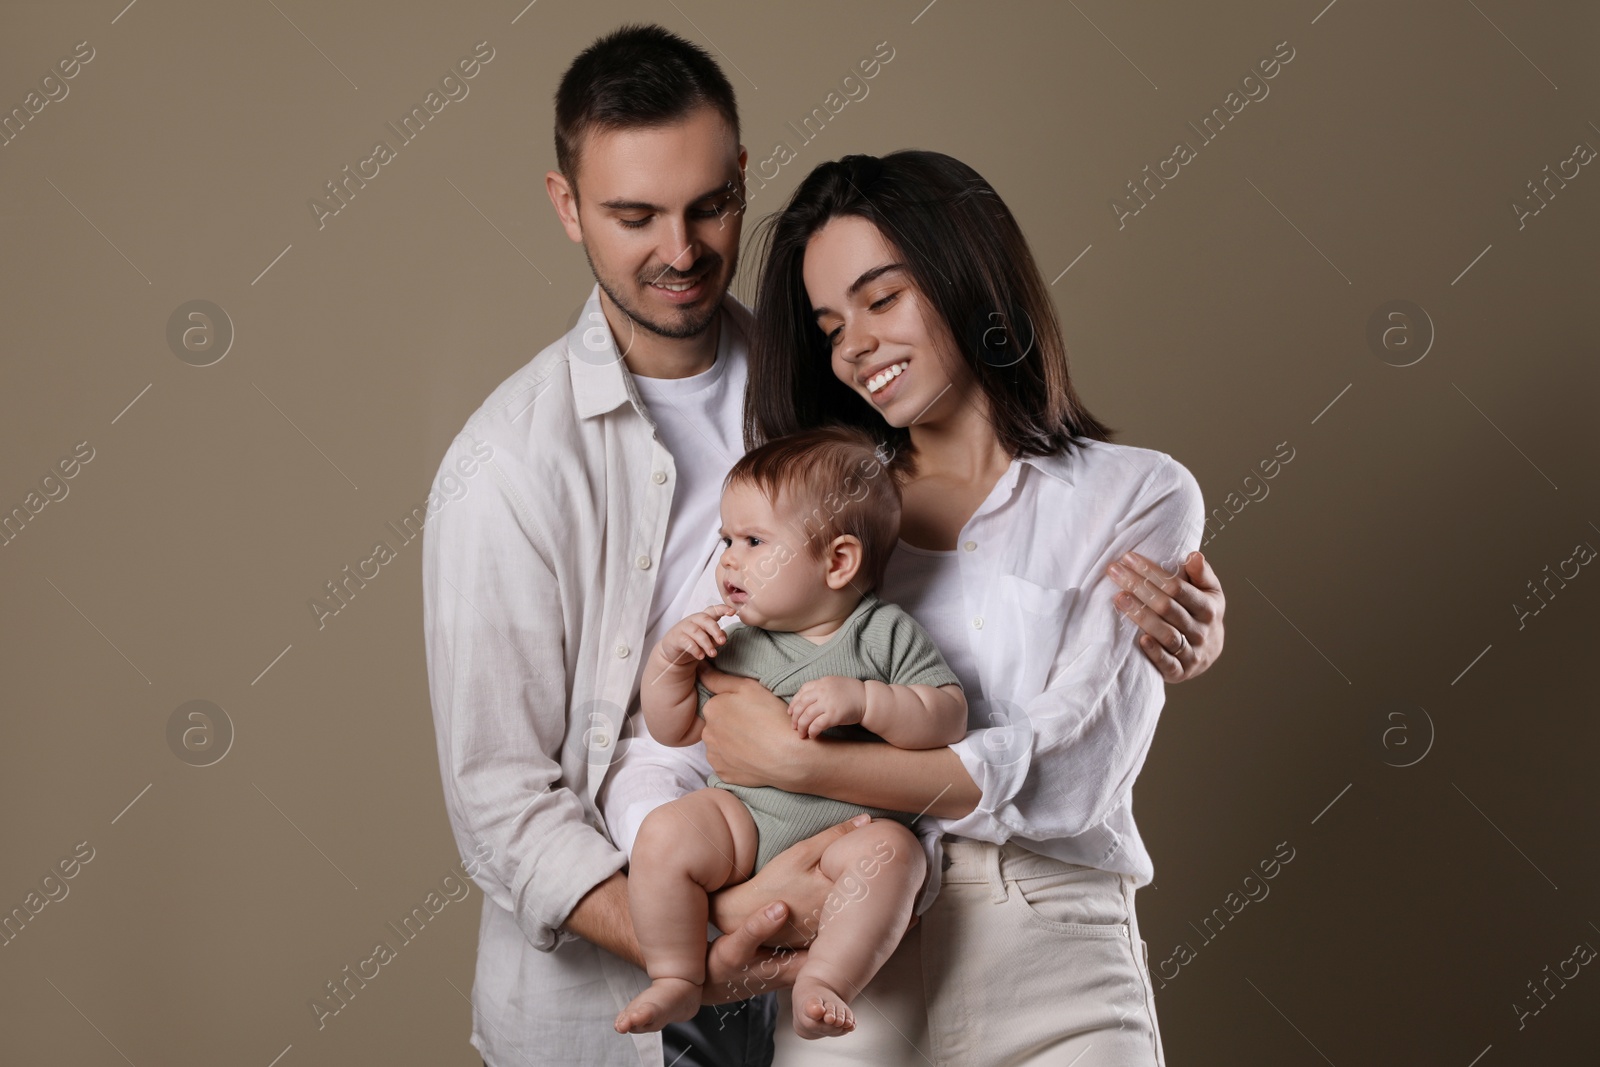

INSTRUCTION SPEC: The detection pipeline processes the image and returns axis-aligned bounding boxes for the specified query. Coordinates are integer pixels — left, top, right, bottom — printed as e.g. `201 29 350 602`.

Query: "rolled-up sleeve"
422 438 626 952
935 457 1205 844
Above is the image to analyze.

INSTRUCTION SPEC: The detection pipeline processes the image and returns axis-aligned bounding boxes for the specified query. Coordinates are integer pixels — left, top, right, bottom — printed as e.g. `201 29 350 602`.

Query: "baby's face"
715 482 832 630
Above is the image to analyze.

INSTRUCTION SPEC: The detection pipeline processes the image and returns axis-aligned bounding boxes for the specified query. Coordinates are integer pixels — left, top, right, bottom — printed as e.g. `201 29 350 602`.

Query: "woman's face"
802 215 970 428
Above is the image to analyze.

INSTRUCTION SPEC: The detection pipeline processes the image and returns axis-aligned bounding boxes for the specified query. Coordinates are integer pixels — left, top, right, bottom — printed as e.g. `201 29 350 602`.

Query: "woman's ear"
823 535 865 591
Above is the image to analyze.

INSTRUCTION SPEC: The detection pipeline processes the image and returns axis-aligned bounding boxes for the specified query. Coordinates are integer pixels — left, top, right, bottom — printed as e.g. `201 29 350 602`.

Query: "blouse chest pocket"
982 573 1078 706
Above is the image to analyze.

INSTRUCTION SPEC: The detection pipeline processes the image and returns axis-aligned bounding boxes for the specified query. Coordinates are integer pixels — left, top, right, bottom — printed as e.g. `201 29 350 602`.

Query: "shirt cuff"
928 735 1027 844
517 816 628 953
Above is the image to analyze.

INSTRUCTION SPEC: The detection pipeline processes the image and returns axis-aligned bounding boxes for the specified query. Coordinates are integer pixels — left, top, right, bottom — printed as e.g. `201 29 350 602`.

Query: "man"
422 23 1227 1067
423 26 851 1067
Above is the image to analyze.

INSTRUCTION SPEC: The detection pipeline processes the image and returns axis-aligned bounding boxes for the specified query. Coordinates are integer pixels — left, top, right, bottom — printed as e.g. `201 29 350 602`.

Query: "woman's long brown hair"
744 150 1112 478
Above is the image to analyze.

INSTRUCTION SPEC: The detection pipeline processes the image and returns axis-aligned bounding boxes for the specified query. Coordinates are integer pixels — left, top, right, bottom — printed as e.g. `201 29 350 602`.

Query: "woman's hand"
1108 549 1226 682
698 665 820 791
708 815 872 950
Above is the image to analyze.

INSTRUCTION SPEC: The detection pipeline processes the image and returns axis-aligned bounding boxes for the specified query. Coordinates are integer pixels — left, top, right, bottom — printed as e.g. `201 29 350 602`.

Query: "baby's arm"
642 605 737 747
789 678 967 749
863 681 967 749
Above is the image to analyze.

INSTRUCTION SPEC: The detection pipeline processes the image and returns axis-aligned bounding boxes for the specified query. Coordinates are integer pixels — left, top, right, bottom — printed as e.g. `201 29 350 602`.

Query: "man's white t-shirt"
598 311 749 859
629 313 749 656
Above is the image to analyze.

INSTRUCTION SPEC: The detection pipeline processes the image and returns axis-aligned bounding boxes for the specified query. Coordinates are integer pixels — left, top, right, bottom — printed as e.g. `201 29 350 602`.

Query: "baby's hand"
788 676 868 739
658 604 736 668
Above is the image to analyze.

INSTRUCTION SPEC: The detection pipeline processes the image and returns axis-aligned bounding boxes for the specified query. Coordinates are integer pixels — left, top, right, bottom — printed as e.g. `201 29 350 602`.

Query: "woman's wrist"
780 736 836 793
788 740 981 819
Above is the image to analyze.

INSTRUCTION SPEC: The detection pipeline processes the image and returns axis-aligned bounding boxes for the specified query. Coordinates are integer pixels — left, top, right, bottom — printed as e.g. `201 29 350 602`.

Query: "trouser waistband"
939 836 1119 885
938 838 1144 954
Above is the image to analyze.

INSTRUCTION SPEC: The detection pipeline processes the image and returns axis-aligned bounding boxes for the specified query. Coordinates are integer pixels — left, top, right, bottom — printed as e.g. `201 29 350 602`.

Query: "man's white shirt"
422 283 750 1067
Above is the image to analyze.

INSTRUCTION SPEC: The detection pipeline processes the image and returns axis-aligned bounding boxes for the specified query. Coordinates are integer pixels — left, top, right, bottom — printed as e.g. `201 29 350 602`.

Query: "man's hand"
1108 549 1226 682
703 901 810 1005
708 814 870 948
703 886 920 1008
788 676 866 739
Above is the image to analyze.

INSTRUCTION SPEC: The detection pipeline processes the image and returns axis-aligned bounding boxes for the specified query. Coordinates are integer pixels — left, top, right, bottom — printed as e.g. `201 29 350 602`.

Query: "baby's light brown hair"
724 425 903 592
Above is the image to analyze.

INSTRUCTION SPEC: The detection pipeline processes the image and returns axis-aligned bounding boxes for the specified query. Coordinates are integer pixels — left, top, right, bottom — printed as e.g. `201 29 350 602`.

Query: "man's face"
552 106 746 341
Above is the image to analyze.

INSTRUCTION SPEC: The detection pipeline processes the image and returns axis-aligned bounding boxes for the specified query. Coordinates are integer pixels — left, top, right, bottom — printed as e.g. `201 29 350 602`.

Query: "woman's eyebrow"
812 262 905 318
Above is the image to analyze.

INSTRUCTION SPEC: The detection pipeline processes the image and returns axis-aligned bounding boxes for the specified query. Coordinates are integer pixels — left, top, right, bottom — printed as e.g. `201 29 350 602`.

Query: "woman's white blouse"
879 539 977 692
879 440 1204 900
603 437 1205 911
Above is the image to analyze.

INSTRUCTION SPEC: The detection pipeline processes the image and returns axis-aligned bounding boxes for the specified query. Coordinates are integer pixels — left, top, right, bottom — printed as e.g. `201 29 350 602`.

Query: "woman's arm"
698 667 982 817
936 457 1206 844
804 735 982 815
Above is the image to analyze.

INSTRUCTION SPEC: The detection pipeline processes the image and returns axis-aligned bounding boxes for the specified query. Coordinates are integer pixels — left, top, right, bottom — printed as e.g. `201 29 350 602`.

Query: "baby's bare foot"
615 977 701 1034
793 977 856 1039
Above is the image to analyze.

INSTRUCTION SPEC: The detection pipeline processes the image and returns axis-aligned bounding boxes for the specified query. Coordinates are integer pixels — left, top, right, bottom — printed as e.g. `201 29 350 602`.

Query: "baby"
614 425 968 1041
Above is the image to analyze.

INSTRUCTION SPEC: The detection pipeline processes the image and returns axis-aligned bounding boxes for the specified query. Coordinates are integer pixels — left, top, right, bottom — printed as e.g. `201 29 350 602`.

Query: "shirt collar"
566 282 754 421
1018 443 1081 489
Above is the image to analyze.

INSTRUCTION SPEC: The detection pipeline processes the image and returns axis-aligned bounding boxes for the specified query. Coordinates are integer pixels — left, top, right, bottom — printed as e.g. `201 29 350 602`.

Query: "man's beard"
583 244 736 341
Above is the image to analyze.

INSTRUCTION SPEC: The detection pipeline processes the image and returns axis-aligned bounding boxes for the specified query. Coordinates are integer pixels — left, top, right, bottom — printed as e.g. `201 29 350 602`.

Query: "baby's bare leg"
791 819 924 1040
615 788 759 1035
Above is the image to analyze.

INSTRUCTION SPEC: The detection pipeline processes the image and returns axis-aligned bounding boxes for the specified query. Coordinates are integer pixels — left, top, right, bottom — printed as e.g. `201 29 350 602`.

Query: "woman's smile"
863 358 910 403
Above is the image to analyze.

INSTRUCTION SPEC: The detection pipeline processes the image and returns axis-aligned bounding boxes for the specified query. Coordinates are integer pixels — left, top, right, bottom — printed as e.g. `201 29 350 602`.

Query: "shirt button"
616 644 630 658
636 555 652 570
652 471 667 484
972 616 984 630
594 734 611 748
962 540 977 552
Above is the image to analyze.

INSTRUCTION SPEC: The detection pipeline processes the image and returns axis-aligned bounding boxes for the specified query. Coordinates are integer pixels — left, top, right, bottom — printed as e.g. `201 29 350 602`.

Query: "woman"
697 151 1216 1065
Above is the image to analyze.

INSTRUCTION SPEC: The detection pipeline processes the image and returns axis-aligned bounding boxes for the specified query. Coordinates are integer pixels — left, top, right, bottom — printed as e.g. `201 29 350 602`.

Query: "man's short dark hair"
554 23 740 197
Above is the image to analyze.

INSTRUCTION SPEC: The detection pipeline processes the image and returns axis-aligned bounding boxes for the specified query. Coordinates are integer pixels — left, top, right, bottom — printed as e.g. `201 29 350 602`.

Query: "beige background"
3 0 1596 1063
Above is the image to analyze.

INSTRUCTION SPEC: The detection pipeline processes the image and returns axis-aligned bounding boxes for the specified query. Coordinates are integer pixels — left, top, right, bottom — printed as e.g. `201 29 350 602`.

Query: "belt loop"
986 842 1007 903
